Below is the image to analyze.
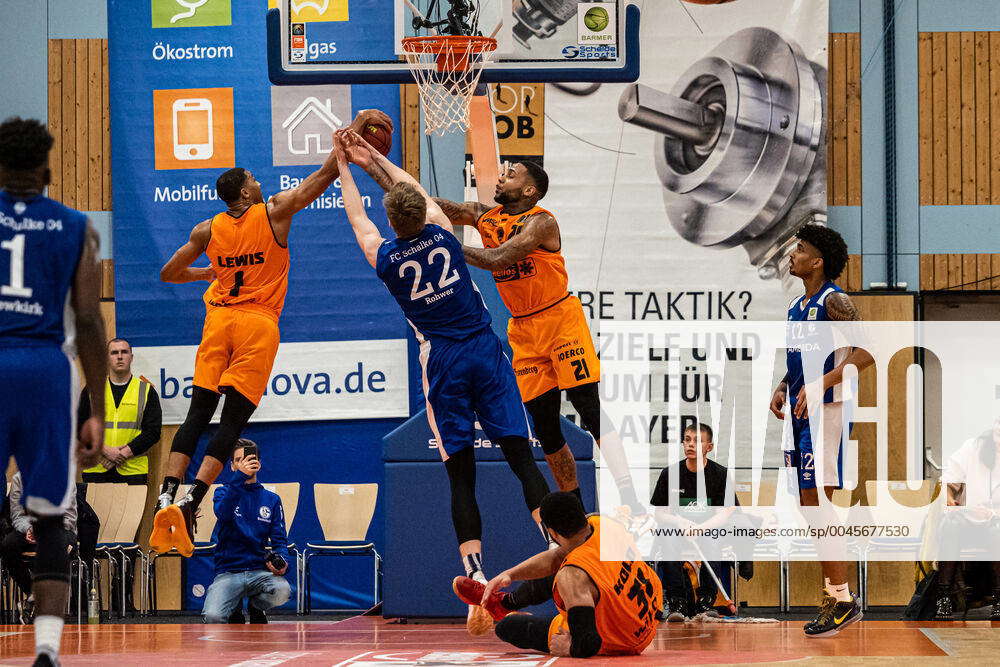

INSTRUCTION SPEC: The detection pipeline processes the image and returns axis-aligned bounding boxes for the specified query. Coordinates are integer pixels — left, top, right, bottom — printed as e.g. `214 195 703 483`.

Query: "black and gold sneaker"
804 593 862 637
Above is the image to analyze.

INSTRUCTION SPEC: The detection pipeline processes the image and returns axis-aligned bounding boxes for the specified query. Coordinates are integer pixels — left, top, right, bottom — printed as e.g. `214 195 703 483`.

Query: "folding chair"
262 483 301 612
302 483 380 613
87 483 129 618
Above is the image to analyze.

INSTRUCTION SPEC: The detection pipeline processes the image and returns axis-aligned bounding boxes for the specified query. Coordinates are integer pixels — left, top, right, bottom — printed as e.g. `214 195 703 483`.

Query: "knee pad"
445 449 482 544
565 383 605 439
525 388 565 455
31 517 70 584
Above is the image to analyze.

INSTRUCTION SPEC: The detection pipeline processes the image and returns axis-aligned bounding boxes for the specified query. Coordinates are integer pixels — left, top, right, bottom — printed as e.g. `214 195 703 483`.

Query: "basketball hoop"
402 35 497 136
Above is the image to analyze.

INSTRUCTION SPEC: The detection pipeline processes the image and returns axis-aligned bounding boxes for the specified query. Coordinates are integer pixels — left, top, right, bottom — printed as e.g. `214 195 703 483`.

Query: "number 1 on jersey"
1 234 33 298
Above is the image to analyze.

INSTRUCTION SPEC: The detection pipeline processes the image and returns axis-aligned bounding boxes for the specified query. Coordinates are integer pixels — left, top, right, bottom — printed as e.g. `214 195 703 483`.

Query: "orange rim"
401 35 498 56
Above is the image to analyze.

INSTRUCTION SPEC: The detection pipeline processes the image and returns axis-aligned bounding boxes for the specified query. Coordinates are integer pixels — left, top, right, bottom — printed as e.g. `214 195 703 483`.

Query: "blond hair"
383 182 427 238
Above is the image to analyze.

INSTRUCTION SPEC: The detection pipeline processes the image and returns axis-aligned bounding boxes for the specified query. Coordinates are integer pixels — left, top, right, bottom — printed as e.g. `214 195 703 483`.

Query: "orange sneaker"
150 503 196 557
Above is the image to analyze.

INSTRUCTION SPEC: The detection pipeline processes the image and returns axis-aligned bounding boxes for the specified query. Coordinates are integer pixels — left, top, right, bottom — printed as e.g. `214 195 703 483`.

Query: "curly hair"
795 223 848 281
0 117 54 172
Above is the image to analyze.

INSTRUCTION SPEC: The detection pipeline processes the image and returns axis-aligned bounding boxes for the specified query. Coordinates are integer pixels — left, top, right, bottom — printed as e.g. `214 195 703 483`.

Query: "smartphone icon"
172 98 214 161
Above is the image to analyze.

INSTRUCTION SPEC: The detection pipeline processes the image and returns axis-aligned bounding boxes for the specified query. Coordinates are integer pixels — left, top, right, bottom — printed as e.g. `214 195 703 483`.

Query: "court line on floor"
919 629 954 656
226 651 315 667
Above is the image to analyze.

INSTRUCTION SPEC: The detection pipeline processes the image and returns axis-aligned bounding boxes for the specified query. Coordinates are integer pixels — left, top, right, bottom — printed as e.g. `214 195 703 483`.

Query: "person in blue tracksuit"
202 439 291 624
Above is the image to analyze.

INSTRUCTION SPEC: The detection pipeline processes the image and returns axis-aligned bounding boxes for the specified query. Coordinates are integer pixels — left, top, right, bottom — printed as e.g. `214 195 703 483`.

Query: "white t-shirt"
941 437 1000 507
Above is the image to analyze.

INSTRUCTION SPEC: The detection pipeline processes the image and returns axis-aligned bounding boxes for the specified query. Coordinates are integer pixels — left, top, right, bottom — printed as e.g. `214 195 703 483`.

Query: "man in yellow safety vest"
78 338 162 485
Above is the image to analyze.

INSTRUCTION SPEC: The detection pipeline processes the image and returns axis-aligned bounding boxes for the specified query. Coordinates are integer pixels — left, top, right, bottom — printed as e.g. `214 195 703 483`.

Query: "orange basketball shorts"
193 306 280 406
507 295 600 402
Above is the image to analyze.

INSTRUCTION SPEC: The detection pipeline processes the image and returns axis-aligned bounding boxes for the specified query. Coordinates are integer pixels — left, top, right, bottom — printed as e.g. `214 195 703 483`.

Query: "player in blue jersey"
0 117 108 667
769 223 872 638
333 130 551 635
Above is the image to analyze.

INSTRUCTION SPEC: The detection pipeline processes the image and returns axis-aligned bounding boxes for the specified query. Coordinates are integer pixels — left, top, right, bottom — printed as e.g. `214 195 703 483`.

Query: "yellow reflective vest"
83 377 151 476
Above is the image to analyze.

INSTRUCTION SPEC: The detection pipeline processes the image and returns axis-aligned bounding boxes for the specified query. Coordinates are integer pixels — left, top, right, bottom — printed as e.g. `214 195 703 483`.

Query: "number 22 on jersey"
399 247 460 301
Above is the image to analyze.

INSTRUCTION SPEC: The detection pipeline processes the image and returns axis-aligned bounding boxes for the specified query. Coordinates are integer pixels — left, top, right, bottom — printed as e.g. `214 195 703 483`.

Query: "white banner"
133 339 409 424
533 0 829 462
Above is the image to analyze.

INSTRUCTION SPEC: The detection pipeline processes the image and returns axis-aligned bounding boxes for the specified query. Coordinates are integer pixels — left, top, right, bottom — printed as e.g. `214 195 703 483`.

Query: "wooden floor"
1 617 999 665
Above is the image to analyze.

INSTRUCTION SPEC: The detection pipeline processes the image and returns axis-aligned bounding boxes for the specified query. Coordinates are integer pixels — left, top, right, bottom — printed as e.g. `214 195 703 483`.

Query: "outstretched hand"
335 129 379 168
480 571 512 606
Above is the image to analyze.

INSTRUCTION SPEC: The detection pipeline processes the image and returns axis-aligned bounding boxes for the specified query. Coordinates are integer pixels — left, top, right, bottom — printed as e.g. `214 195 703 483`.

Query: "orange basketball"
362 121 392 156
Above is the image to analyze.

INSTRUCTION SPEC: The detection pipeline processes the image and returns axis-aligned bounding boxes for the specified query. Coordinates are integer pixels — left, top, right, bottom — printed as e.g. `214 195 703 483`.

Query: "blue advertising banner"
108 0 411 608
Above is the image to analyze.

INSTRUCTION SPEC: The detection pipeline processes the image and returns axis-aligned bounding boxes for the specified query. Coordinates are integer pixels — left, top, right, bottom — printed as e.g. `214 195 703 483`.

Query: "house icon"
281 97 343 156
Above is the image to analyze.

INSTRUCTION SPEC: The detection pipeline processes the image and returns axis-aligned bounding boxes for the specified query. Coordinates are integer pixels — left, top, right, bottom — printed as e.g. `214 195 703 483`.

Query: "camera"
266 552 286 571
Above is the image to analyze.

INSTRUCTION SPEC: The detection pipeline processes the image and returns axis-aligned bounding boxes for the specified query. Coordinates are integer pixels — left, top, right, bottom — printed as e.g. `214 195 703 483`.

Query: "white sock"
829 582 852 602
463 553 484 580
538 522 558 549
35 614 63 658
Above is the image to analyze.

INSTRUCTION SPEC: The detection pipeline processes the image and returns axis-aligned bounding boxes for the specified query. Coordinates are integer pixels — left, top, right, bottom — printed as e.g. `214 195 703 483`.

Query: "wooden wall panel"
835 254 863 292
919 32 1000 204
400 84 421 181
921 253 1000 290
827 33 862 206
47 38 111 211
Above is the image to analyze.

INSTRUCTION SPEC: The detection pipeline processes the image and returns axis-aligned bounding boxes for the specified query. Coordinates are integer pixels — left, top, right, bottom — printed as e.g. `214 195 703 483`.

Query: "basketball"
362 121 392 156
584 7 610 31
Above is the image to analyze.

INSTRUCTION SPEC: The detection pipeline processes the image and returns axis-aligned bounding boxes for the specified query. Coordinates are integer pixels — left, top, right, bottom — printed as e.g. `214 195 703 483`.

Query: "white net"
402 36 497 135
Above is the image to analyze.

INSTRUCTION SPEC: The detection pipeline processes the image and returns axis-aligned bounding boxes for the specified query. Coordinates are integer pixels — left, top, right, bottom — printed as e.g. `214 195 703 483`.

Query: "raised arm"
433 198 489 227
333 133 384 268
72 222 108 468
463 211 558 271
345 139 486 228
160 220 214 284
267 109 394 245
341 130 454 233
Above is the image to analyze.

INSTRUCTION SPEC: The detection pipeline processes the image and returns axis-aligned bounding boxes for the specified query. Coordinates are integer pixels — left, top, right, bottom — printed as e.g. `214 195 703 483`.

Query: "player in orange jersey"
150 110 392 557
426 163 644 516
454 492 662 658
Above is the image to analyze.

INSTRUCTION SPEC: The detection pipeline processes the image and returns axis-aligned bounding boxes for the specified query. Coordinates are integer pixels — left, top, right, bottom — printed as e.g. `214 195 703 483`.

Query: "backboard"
268 0 640 85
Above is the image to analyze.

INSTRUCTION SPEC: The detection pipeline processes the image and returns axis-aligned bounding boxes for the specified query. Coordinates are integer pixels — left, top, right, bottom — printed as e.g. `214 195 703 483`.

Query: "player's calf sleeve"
171 387 221 457
444 448 482 544
204 388 256 463
31 516 70 584
525 388 566 455
498 435 549 511
567 606 603 658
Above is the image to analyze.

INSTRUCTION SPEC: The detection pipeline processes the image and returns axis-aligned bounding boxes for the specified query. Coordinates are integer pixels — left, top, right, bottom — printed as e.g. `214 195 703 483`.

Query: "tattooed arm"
432 198 489 227
462 212 559 271
823 292 875 387
792 292 874 419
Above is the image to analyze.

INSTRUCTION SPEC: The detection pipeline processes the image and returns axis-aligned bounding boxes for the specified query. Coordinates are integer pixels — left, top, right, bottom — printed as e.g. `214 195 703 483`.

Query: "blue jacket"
212 471 290 575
